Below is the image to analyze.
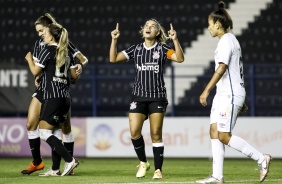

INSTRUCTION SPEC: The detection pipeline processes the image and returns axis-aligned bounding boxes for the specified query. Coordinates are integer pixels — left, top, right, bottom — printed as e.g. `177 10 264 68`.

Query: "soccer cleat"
39 168 61 176
152 169 163 179
61 158 79 176
136 161 150 178
196 175 224 184
21 161 44 175
258 154 272 182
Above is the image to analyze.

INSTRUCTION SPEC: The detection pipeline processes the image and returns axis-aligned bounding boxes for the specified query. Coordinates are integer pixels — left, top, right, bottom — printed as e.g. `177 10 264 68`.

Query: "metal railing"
75 63 282 117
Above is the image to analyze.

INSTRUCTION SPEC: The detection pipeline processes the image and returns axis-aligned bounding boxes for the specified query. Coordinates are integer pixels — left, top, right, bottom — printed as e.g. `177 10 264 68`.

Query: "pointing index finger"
116 23 119 30
170 23 173 30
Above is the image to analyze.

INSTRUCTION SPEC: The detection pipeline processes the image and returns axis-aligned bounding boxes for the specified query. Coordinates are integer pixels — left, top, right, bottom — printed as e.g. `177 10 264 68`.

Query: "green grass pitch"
0 157 281 184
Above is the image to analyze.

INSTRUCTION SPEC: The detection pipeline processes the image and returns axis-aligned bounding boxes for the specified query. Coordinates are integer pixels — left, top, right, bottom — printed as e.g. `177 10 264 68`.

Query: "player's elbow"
178 58 184 63
175 57 185 63
109 59 118 63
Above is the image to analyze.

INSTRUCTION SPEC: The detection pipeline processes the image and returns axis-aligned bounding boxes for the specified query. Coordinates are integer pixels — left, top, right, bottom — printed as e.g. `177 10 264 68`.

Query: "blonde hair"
139 19 168 44
34 13 58 27
48 23 69 68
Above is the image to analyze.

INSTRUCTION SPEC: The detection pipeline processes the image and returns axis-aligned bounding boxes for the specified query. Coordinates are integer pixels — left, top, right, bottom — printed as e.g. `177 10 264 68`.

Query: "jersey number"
55 56 71 78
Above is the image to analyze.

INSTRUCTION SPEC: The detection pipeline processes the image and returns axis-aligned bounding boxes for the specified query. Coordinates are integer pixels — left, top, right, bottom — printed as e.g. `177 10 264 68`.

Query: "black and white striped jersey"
32 38 80 92
35 44 76 99
32 38 80 62
122 42 173 100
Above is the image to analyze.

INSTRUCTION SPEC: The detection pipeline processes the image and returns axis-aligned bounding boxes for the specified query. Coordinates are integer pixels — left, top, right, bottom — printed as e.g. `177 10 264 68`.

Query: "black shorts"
32 89 44 103
128 97 168 118
40 98 71 126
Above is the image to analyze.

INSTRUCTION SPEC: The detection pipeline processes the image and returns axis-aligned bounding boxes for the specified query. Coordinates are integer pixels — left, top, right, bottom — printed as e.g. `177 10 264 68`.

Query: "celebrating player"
21 13 87 176
25 23 79 176
196 1 271 183
109 19 184 179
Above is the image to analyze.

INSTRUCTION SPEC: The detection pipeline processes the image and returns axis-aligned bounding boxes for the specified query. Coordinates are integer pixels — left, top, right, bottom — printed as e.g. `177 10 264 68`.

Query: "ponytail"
209 1 233 32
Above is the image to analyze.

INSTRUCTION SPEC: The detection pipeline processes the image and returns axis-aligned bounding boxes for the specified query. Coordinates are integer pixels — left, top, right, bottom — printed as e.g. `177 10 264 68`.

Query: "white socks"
28 129 40 139
228 135 264 163
63 132 74 143
53 129 62 141
211 139 225 179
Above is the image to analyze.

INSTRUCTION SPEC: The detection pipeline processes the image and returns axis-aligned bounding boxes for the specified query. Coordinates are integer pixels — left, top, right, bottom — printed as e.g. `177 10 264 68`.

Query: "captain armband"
166 49 175 59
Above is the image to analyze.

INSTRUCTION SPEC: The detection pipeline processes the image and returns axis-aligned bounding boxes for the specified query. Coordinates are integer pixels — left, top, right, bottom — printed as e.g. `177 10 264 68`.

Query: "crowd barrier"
1 117 281 158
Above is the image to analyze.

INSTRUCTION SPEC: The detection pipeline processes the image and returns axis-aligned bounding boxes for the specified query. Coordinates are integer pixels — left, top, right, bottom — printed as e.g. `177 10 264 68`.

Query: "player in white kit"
196 1 271 184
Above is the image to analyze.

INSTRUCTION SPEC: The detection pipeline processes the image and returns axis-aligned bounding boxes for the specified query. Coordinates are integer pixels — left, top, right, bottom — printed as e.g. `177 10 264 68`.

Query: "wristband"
82 56 88 65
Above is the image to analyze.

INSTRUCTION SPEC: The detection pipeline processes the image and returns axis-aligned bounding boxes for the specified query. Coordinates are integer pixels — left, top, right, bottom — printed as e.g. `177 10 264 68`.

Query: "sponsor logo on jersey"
53 76 67 84
136 64 159 73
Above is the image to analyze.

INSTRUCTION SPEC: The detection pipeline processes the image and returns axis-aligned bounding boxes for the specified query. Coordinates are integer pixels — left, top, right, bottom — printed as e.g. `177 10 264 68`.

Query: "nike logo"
157 106 163 108
137 55 142 57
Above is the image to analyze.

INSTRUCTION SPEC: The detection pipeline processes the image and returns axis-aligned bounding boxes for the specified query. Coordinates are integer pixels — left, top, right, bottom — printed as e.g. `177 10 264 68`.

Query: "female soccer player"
196 1 271 183
21 13 87 176
109 19 184 179
25 23 79 176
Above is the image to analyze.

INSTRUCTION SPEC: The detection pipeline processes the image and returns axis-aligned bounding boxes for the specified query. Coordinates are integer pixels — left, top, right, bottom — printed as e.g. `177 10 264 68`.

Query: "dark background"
1 0 281 117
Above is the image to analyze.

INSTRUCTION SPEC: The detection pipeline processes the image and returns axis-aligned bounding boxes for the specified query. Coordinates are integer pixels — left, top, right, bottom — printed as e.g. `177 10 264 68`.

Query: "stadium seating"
0 0 281 117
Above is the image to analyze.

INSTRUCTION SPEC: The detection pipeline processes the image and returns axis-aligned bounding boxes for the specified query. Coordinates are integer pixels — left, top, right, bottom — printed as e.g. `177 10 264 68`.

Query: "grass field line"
101 178 282 184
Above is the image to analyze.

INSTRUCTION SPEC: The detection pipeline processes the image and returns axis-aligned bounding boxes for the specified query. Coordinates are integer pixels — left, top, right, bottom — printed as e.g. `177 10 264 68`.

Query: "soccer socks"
27 129 42 165
228 135 264 162
153 142 164 171
211 139 225 180
132 136 147 162
46 135 73 163
63 132 74 157
52 129 63 170
52 151 61 171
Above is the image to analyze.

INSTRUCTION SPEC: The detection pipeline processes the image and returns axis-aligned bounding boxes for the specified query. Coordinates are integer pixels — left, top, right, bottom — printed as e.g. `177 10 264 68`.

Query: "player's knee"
150 132 162 142
218 133 231 145
62 125 71 134
26 122 32 130
39 129 53 141
130 128 142 139
26 121 38 131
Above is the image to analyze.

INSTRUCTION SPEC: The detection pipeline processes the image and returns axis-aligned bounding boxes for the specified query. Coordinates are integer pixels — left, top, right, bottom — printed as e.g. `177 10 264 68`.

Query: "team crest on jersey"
136 46 142 50
219 111 227 118
130 101 137 110
152 51 160 59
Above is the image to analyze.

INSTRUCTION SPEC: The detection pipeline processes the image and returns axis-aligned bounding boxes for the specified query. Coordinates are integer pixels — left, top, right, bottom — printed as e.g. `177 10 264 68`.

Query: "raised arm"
109 23 126 63
168 23 184 63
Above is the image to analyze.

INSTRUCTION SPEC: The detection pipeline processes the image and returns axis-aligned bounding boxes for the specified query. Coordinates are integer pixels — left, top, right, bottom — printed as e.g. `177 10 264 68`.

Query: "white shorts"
210 94 243 132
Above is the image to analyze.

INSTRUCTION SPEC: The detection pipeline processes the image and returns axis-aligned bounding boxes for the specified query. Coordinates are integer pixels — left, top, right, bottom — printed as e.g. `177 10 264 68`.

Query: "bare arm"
25 52 42 77
73 53 88 76
199 63 227 106
109 23 127 63
76 52 88 66
168 23 184 63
